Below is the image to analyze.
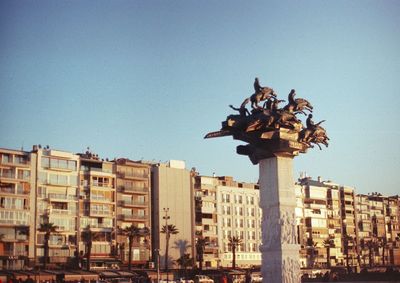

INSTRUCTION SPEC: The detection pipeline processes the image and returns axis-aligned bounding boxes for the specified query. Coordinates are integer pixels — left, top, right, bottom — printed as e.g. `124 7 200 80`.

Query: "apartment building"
194 175 261 268
0 148 32 270
115 158 151 266
194 175 220 268
33 146 80 267
78 151 117 269
151 160 195 270
356 193 400 267
297 177 330 268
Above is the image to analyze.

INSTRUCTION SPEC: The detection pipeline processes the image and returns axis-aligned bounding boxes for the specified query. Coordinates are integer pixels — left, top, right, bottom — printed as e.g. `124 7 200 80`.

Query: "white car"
177 279 194 283
250 273 262 283
194 275 214 283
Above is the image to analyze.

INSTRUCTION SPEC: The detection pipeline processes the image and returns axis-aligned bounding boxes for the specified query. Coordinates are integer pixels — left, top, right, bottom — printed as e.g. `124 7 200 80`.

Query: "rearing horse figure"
241 86 277 110
283 89 313 114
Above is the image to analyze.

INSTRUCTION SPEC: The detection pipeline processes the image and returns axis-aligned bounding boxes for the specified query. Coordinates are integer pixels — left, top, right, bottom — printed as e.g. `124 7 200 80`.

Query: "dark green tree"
161 224 179 272
38 223 58 269
120 225 150 270
195 237 207 271
228 236 242 269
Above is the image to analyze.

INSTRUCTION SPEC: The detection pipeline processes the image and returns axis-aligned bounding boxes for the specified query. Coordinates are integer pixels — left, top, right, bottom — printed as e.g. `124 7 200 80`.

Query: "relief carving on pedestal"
262 206 297 248
282 255 301 283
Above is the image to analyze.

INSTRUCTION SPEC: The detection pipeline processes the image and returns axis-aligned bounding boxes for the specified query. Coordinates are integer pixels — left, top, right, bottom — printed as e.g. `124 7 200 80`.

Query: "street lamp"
154 249 160 283
163 208 170 282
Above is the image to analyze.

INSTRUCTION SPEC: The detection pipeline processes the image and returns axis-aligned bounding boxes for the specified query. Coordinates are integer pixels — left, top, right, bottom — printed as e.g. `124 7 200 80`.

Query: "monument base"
259 156 300 283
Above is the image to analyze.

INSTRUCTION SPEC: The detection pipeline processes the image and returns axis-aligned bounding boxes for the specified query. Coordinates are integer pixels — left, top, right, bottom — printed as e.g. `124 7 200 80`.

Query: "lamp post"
163 208 170 282
155 249 160 283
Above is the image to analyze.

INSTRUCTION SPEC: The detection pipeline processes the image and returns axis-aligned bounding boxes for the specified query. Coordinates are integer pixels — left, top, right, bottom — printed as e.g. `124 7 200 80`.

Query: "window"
1 154 11 163
17 170 30 180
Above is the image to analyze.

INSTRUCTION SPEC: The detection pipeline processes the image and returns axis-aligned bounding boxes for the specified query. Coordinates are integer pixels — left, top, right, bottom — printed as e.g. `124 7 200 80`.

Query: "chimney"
318 176 322 183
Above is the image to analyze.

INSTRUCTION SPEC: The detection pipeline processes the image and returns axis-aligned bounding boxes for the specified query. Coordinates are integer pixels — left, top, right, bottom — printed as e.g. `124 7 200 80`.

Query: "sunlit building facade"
33 146 80 267
0 148 32 270
78 151 117 269
115 158 151 266
194 175 261 268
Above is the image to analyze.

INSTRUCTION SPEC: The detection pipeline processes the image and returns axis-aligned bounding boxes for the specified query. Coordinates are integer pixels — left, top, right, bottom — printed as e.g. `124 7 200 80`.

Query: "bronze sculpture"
205 78 329 164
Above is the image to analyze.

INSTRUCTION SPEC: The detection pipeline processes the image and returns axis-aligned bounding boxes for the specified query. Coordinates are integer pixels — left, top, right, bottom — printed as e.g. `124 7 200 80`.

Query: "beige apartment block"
356 193 400 267
194 176 261 268
115 158 151 267
32 146 80 267
297 177 330 269
194 175 220 268
297 177 357 270
151 160 195 270
78 151 117 269
0 148 32 270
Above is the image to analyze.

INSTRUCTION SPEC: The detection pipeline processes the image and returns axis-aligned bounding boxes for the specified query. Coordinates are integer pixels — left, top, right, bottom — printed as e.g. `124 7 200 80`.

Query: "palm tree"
228 236 242 269
343 235 353 273
38 222 58 269
120 225 150 270
176 253 194 278
81 226 98 271
366 239 375 267
306 238 318 268
323 237 335 268
161 224 179 271
195 237 207 271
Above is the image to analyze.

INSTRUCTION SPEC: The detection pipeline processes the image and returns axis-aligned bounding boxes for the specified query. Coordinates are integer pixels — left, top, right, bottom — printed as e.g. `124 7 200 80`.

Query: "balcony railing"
118 200 148 207
118 214 148 221
119 186 148 193
0 172 15 179
47 193 78 201
51 209 77 215
2 251 28 257
117 171 148 179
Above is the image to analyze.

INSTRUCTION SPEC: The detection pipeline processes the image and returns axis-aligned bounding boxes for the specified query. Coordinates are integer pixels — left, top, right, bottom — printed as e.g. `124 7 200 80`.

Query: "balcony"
118 200 148 207
1 251 28 257
118 214 148 221
89 210 114 217
48 193 78 201
0 172 15 179
118 185 148 194
91 183 115 190
117 171 148 179
51 209 77 216
90 196 114 203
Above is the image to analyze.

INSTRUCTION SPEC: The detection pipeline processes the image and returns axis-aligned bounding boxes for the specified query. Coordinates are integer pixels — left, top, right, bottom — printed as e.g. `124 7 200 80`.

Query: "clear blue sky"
1 1 399 195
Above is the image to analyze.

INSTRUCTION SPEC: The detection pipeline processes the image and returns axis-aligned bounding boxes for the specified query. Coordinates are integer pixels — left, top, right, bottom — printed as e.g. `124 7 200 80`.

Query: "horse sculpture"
241 87 276 110
299 115 329 149
283 89 313 114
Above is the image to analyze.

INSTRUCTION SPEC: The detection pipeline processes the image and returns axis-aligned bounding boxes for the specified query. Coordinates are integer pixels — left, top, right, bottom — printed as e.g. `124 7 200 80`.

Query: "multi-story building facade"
78 151 118 269
194 175 261 268
151 160 195 270
115 158 151 266
0 148 32 270
298 177 331 268
356 193 400 267
33 146 80 267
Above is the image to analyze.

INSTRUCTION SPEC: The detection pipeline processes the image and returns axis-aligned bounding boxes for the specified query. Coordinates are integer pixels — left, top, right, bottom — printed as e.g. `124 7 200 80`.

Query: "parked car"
194 275 214 283
250 273 262 283
177 278 194 283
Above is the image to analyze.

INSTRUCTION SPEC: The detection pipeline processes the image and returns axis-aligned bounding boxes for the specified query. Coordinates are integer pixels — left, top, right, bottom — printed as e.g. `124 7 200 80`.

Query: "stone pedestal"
259 156 300 283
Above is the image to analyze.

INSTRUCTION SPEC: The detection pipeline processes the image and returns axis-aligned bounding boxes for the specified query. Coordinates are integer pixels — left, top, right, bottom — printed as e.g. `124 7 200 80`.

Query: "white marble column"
259 156 300 283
